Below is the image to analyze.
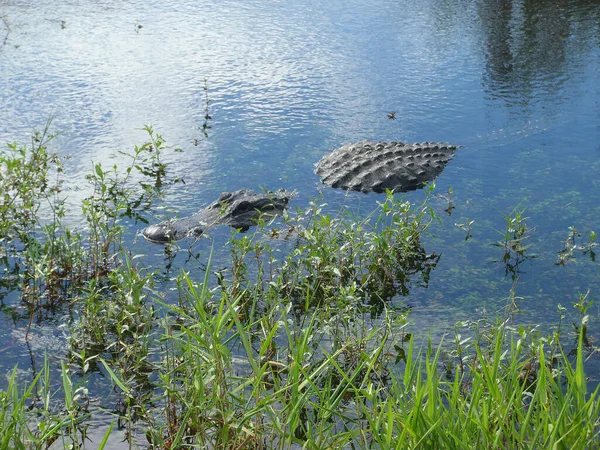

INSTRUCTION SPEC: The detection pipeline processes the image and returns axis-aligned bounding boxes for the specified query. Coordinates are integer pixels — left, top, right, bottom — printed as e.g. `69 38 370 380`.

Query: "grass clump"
222 187 439 319
143 271 600 449
0 358 116 450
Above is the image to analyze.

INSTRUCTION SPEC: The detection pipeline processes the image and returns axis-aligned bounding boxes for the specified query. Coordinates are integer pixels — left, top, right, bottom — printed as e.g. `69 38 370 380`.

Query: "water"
1 0 600 445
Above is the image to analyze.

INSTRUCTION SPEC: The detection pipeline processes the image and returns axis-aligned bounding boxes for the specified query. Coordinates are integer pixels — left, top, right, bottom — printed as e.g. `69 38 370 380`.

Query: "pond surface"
1 0 600 445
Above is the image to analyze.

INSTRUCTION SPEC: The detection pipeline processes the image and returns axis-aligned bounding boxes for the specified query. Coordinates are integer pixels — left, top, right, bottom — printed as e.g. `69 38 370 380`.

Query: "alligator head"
142 188 295 244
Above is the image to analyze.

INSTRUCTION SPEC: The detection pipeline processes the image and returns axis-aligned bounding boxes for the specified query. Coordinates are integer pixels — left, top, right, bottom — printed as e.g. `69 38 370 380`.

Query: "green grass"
0 126 598 448
134 263 599 449
4 313 599 448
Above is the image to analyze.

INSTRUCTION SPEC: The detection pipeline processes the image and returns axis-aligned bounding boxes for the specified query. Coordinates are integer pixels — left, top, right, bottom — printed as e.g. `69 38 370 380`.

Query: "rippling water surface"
1 0 599 444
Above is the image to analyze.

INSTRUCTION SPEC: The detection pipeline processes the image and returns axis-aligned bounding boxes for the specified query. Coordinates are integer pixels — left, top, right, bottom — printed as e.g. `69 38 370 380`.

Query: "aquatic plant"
136 275 600 449
556 226 597 265
492 204 536 280
0 127 599 449
0 119 77 322
200 78 213 139
456 218 475 241
0 123 178 319
0 357 115 449
268 186 439 314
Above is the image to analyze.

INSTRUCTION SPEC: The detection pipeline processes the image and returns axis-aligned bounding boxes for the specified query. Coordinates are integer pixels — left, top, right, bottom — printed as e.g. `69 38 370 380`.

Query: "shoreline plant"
0 127 598 448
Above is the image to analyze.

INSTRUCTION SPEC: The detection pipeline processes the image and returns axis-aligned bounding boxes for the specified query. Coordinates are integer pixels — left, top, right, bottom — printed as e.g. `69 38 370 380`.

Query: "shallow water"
1 0 600 445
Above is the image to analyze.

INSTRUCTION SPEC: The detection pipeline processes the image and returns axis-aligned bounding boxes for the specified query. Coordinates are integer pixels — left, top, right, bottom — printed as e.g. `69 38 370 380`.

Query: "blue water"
1 0 599 444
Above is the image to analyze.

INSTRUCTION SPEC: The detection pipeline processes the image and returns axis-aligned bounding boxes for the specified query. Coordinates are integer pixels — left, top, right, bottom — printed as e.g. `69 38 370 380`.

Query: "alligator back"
315 141 459 193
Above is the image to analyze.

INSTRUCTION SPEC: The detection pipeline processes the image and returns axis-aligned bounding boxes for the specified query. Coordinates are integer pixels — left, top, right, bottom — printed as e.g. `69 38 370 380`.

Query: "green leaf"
99 359 130 394
97 421 116 450
95 163 103 177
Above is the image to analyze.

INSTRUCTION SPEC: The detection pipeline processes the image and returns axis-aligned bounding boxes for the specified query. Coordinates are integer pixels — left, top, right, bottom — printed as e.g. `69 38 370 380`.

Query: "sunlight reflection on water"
0 0 599 444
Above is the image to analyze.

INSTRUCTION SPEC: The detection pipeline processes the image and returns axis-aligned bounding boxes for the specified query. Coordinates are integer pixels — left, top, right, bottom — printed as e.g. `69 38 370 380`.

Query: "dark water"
1 0 600 445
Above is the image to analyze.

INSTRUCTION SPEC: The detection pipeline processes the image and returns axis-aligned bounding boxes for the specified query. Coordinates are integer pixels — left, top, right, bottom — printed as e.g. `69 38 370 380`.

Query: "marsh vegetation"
0 128 598 449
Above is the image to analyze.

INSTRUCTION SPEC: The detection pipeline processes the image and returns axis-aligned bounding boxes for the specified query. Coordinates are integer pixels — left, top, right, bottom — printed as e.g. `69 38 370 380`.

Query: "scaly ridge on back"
315 141 459 193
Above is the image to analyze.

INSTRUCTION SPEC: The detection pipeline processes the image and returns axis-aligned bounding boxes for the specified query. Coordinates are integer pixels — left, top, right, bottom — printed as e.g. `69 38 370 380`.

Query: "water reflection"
477 0 600 105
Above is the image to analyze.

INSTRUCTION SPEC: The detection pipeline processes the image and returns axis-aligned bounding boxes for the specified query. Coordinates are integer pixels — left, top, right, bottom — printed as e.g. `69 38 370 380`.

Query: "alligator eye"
189 227 204 238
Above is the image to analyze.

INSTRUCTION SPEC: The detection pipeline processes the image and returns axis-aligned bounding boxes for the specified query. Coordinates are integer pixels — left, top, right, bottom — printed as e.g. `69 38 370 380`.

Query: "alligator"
142 189 295 243
142 141 458 243
315 141 458 194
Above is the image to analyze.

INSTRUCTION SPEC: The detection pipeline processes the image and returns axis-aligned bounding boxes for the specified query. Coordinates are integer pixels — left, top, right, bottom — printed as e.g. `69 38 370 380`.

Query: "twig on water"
0 16 10 52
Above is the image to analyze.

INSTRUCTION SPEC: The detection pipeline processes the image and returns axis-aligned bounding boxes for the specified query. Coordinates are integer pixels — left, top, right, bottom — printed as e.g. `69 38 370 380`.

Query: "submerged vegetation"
0 127 599 449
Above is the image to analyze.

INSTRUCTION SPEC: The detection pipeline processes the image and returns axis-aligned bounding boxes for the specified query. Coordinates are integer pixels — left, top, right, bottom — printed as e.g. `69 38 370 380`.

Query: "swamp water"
0 0 599 447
